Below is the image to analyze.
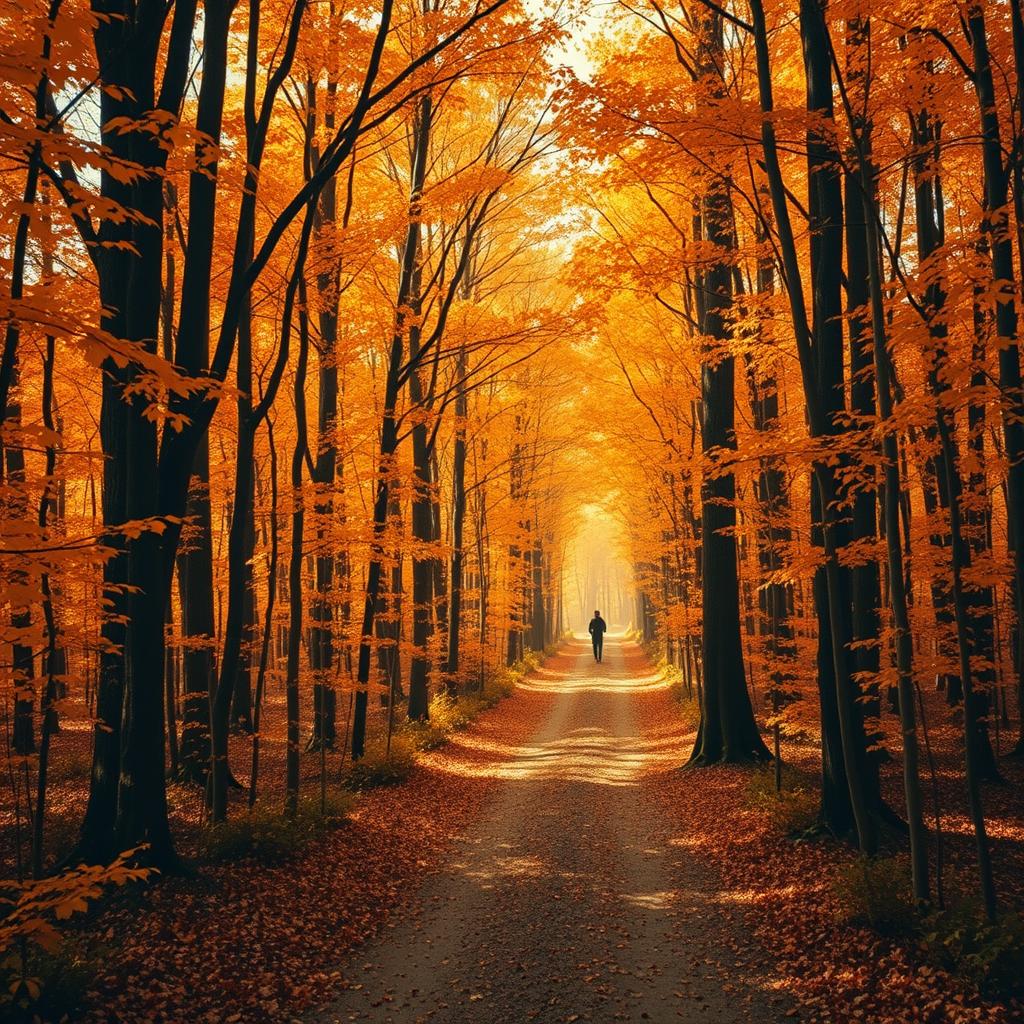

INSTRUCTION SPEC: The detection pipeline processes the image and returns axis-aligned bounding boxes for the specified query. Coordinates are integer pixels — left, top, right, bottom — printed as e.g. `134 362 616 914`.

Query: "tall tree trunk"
748 195 794 770
351 89 432 757
285 286 313 817
749 0 880 853
176 440 217 783
447 344 468 681
375 494 404 702
687 8 768 766
531 529 546 653
4 364 35 756
74 0 199 871
843 19 883 762
307 65 345 751
971 4 1024 762
405 95 434 724
843 40 929 896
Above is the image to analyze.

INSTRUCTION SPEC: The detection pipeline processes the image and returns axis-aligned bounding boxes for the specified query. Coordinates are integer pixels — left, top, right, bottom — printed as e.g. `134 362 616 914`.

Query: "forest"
1 0 1024 1021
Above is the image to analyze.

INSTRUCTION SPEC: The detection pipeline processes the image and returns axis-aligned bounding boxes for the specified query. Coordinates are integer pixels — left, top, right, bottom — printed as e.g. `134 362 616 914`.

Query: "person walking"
588 610 608 663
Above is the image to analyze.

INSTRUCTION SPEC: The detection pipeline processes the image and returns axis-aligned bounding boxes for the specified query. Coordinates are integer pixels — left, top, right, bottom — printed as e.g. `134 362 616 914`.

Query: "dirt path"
314 637 789 1024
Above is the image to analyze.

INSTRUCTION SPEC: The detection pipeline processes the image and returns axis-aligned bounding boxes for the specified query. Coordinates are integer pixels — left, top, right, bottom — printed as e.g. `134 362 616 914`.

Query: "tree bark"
687 8 768 766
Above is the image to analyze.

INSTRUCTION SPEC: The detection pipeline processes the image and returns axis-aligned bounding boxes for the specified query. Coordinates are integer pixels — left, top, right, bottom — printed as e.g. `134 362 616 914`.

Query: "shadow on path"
312 637 791 1024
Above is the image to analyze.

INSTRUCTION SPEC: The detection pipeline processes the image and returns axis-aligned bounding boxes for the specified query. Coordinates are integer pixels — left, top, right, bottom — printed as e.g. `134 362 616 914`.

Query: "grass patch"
343 733 417 790
658 661 700 729
833 855 917 937
403 673 516 752
197 791 355 864
743 764 819 835
473 651 538 701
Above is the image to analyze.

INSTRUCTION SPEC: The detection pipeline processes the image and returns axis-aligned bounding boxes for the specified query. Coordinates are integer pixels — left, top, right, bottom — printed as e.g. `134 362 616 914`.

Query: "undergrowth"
198 791 355 864
920 906 1024 1000
743 764 819 834
343 733 418 790
661 661 701 730
833 855 917 937
348 649 540 784
1 937 101 1024
830 855 1024 1000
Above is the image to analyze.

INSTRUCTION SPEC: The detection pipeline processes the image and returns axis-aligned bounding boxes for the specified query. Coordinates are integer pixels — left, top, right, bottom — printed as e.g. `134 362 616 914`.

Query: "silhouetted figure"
588 610 607 663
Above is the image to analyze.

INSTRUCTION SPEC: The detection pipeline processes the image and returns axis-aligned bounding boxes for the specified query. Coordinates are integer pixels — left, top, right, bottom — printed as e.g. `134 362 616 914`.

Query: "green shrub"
198 791 354 864
921 907 1024 999
343 734 417 790
744 765 819 835
519 649 542 673
428 691 475 732
1 937 100 1023
403 689 497 751
832 855 917 937
488 671 515 700
403 718 451 751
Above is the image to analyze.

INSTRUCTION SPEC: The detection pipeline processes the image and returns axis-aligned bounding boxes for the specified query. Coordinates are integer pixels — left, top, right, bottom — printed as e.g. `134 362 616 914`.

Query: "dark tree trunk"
749 0 880 853
966 8 1021 786
843 68 882 753
285 288 313 817
687 9 768 767
176 436 216 784
4 373 36 756
748 196 794 770
74 0 199 871
843 29 929 897
376 494 404 702
447 345 468 680
351 90 432 757
230 497 256 734
531 531 546 653
975 3 1024 761
405 95 435 725
308 71 344 752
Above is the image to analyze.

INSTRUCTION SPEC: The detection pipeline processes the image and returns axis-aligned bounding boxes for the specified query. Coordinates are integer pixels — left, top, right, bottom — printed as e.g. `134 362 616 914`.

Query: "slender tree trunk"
285 287 313 817
249 418 280 808
307 69 345 751
176 438 217 783
971 5 1024 760
351 89 432 756
405 95 434 724
447 344 468 681
4 368 35 756
846 65 929 896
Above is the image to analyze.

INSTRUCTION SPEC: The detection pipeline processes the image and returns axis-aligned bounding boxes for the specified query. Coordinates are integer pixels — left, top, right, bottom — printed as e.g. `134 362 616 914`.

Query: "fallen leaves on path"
81 687 555 1024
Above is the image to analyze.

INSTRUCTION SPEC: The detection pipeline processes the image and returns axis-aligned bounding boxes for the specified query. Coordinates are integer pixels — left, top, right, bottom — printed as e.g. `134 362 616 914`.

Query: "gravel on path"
313 636 790 1024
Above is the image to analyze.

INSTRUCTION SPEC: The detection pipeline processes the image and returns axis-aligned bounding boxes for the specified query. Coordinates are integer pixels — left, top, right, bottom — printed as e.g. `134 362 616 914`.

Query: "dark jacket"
588 616 608 636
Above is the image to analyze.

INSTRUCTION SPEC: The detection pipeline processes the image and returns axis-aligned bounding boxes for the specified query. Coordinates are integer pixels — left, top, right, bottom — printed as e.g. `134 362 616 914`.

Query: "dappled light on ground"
425 638 681 786
317 636 789 1024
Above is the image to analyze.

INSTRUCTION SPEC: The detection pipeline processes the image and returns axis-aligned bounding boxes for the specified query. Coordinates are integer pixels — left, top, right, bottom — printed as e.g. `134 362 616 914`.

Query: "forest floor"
10 636 1022 1022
